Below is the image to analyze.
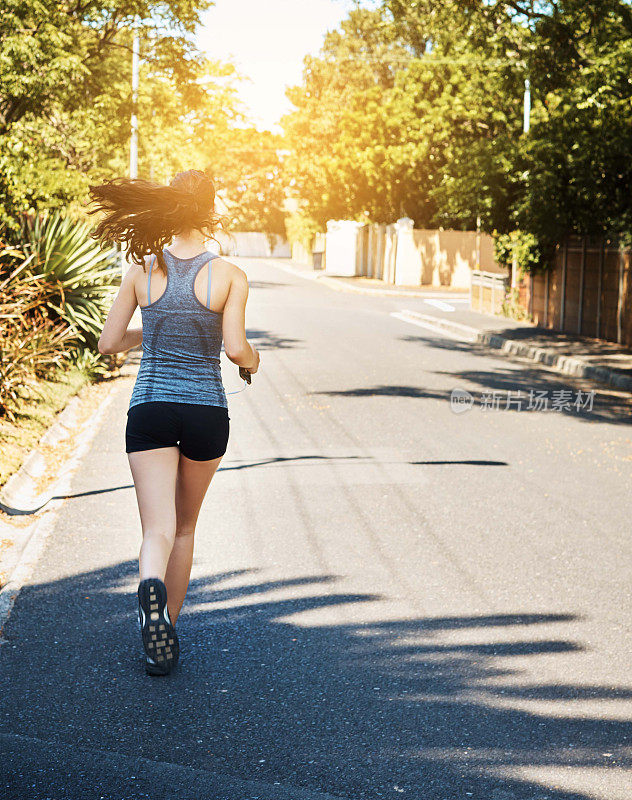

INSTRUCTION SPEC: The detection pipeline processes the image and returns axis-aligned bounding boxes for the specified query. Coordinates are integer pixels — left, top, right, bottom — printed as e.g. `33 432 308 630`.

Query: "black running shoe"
137 577 179 676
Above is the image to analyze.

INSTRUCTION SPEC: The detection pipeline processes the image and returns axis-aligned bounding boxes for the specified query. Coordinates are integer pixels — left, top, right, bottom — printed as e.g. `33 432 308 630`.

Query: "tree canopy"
282 0 632 264
0 0 286 235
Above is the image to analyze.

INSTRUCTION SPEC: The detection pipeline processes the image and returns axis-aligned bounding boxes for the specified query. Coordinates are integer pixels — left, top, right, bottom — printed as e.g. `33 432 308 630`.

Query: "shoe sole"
137 577 179 676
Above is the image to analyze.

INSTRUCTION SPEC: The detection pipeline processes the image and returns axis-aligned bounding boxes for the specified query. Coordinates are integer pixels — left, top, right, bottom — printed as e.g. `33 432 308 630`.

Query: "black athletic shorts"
126 401 230 461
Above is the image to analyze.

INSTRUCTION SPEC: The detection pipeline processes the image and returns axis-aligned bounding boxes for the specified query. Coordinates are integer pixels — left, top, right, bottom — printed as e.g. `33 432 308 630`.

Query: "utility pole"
130 25 140 179
122 23 140 278
523 77 531 134
476 214 481 270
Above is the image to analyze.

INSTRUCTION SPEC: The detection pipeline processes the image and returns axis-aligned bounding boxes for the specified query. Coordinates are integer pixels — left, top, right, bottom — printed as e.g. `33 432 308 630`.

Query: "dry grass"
0 367 90 487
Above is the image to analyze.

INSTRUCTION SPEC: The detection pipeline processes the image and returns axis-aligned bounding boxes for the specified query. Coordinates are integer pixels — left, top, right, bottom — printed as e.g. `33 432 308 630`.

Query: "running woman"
88 169 260 676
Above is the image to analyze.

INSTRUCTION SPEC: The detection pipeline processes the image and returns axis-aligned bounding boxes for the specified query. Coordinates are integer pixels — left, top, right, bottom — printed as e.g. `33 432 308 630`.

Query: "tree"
283 0 632 262
386 0 632 254
0 0 289 238
281 7 421 229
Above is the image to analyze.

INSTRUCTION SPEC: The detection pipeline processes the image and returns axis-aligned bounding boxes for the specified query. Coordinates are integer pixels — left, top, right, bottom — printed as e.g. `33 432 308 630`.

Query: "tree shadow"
53 484 135 500
0 563 629 799
245 327 303 351
217 454 364 472
396 333 632 424
315 373 631 426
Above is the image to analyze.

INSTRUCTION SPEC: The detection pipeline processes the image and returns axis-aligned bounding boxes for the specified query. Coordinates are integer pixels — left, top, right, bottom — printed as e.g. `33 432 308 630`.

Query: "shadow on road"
318 369 631 428
0 563 629 799
245 327 303 351
54 484 135 500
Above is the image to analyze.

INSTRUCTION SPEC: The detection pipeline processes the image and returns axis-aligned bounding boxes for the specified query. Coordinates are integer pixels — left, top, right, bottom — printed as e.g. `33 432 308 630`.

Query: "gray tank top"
128 247 228 410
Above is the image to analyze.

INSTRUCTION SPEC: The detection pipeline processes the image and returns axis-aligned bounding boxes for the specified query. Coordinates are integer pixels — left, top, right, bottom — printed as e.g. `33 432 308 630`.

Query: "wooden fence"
514 237 632 347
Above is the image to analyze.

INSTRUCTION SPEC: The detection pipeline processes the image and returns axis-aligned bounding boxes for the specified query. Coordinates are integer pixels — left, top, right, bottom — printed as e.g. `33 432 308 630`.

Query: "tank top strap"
146 254 157 304
205 253 221 309
187 252 221 310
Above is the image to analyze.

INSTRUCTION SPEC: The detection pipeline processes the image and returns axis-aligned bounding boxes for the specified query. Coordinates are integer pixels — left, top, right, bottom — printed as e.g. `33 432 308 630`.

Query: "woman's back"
90 169 260 675
129 247 228 410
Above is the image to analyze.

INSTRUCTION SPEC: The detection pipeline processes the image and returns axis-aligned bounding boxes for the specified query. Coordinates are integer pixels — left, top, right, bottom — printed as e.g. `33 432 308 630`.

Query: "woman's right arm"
222 268 259 372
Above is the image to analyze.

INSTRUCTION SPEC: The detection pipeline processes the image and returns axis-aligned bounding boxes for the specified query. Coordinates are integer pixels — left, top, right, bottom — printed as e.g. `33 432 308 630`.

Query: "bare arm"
222 269 259 371
98 264 143 354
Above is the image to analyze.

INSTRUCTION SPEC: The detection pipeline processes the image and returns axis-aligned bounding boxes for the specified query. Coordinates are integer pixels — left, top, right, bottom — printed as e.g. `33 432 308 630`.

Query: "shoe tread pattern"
137 578 179 676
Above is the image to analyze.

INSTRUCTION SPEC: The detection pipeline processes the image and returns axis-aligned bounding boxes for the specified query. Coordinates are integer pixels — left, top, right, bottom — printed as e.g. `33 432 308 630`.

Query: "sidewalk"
272 258 632 393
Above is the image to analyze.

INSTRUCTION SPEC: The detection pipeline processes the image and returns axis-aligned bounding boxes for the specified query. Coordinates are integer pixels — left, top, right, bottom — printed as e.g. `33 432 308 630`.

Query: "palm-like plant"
0 212 120 418
19 210 120 350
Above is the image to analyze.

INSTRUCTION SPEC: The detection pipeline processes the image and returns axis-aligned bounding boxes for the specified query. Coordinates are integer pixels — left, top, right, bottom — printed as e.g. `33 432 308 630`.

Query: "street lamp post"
130 25 139 179
121 23 140 278
523 77 531 134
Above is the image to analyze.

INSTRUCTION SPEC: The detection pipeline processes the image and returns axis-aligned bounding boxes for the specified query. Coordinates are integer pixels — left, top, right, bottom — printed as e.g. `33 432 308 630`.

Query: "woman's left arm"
98 263 143 354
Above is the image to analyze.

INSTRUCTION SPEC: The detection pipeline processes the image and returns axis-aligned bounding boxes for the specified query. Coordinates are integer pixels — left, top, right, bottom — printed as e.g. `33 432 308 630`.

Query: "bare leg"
128 447 180 581
163 452 224 624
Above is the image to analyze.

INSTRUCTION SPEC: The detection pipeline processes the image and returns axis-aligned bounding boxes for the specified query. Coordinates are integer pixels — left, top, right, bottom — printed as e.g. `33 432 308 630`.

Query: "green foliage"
282 0 632 269
0 243 72 420
71 348 123 381
0 318 73 422
209 128 287 237
387 0 632 251
0 0 287 236
0 212 121 418
494 230 541 275
18 211 120 350
501 288 532 323
0 153 29 231
281 7 420 228
284 211 322 252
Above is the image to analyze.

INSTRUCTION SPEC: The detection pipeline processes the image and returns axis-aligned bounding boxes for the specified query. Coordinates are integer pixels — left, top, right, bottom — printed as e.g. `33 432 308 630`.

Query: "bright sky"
197 0 360 132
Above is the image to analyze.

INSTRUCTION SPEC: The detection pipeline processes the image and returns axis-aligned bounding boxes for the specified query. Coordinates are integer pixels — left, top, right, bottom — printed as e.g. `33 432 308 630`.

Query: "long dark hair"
87 169 225 274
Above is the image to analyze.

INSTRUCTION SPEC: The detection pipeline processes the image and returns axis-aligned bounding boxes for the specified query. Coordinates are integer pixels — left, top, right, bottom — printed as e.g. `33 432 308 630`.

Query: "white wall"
324 220 363 276
215 231 290 258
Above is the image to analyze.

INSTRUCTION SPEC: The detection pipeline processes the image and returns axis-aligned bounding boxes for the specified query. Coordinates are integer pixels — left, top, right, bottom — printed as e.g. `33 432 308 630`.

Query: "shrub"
0 254 73 420
0 211 120 419
18 210 120 350
493 230 542 276
285 210 321 253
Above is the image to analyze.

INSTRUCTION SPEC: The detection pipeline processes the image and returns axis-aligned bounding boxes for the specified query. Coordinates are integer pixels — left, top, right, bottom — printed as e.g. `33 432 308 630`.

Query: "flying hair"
87 169 226 274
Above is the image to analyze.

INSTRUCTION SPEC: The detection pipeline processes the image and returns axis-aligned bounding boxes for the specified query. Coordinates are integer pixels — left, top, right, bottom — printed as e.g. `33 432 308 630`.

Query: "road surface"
1 257 631 800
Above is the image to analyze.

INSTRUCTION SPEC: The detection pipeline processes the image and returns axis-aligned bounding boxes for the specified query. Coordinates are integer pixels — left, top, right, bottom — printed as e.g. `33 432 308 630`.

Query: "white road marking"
424 299 455 312
390 311 477 342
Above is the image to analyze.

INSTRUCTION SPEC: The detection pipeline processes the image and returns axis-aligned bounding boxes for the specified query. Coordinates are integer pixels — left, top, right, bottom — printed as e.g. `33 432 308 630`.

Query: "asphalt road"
1 257 631 800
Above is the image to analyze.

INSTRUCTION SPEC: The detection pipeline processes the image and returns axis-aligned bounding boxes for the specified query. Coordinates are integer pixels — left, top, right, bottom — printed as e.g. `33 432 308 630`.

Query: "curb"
395 310 632 393
0 351 137 515
0 394 83 515
0 383 120 515
315 273 466 298
276 259 632 392
0 377 123 515
0 377 127 642
477 329 632 392
275 260 470 298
